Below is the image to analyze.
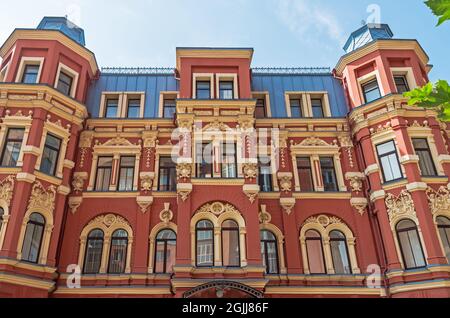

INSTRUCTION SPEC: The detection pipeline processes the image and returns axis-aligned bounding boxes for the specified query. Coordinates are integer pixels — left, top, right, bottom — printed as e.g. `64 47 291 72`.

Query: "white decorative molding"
176 163 192 180
140 172 155 192
370 190 386 202
0 176 15 207
243 184 260 204
242 163 258 180
350 197 368 216
426 185 450 219
68 196 83 214
27 181 56 214
400 154 420 164
277 172 293 193
280 197 296 215
197 201 240 216
177 183 193 202
303 214 342 227
136 196 154 214
72 172 88 193
385 190 416 226
345 172 365 193
406 182 428 192
364 164 380 176
159 202 173 223
259 204 272 224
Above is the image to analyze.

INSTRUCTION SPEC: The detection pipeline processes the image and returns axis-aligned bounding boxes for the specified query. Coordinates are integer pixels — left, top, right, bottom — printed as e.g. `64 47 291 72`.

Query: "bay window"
40 134 61 176
1 128 25 167
412 138 437 176
362 79 381 103
56 71 74 96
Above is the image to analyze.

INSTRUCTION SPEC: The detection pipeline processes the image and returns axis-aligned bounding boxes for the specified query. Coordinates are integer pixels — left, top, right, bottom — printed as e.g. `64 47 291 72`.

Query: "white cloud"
274 0 344 45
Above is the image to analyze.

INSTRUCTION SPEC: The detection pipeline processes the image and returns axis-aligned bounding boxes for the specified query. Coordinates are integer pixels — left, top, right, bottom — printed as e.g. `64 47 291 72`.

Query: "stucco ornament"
259 205 272 224
177 183 193 202
345 172 365 193
160 203 174 223
197 202 240 216
140 173 154 192
351 198 368 216
242 163 258 180
385 190 416 224
72 173 88 193
303 215 342 227
0 175 15 207
68 196 83 214
176 163 192 180
89 214 130 229
426 186 450 218
28 181 56 213
277 173 293 193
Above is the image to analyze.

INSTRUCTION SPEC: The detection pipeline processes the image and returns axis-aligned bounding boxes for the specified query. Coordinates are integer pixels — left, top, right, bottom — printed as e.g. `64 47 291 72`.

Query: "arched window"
108 229 128 274
155 229 177 273
221 220 240 267
437 216 450 263
196 220 214 267
330 230 352 274
396 220 426 269
21 213 45 263
305 230 326 274
83 229 104 274
260 230 279 274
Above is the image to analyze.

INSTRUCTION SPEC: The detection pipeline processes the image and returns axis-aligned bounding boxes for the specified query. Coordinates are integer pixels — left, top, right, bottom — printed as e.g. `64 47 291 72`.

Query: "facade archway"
183 281 263 298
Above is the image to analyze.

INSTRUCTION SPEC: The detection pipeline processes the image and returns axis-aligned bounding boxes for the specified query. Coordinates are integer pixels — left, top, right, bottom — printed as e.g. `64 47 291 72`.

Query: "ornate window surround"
78 214 134 274
290 137 347 192
148 221 177 273
54 62 79 98
300 215 360 275
426 186 450 263
284 91 332 118
0 176 14 250
252 91 272 117
158 91 180 118
407 124 445 176
14 56 45 83
34 119 71 179
0 110 33 167
87 137 141 192
190 202 247 268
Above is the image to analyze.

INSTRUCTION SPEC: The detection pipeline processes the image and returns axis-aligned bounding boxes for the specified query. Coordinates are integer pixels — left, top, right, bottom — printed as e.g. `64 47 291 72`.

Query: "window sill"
421 176 449 184
35 170 63 185
293 192 351 199
381 178 408 190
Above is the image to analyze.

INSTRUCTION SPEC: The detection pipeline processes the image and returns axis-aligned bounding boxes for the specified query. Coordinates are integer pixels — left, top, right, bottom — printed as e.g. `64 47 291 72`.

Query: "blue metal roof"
343 23 393 53
85 72 179 118
37 17 86 46
251 73 348 117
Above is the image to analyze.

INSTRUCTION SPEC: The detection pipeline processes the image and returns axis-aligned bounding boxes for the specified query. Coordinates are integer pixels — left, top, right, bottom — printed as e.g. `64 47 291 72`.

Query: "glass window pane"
363 80 381 103
222 228 240 267
376 141 396 155
397 220 426 269
40 134 61 176
330 231 351 274
57 72 73 96
105 99 119 118
127 99 141 118
108 230 128 274
219 81 234 100
1 128 25 167
305 230 326 274
260 230 278 274
394 76 409 94
21 65 40 83
21 213 45 263
196 81 210 99
320 157 338 192
84 229 104 274
290 99 302 118
163 99 176 118
311 99 324 118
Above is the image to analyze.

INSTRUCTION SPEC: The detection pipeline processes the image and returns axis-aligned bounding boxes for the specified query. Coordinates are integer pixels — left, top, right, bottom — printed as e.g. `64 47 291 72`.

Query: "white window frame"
15 57 45 84
357 70 385 104
158 91 179 118
216 73 239 99
192 73 214 99
285 92 332 118
252 91 272 118
391 67 418 93
121 92 145 118
54 62 79 98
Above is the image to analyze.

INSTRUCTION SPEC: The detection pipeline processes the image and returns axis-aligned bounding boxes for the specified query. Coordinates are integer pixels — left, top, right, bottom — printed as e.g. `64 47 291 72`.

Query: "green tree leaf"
404 80 450 121
425 0 450 25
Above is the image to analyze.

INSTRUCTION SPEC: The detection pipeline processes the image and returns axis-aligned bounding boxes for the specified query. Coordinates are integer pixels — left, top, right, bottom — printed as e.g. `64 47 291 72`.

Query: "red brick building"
0 17 449 298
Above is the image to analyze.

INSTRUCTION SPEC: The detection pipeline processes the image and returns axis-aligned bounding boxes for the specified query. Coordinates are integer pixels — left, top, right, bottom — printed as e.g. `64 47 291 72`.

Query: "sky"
0 0 448 81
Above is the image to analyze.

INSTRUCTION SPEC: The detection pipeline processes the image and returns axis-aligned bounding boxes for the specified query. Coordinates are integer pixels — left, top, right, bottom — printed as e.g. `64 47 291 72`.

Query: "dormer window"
394 76 410 94
127 99 141 118
255 98 266 118
311 99 324 118
163 99 176 119
362 79 381 103
56 71 74 96
21 65 40 84
105 99 119 118
196 81 211 100
219 81 234 100
290 99 303 118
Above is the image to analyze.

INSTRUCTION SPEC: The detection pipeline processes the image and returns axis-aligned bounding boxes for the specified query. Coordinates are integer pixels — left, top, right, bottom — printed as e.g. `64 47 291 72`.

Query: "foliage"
404 80 450 121
425 0 450 25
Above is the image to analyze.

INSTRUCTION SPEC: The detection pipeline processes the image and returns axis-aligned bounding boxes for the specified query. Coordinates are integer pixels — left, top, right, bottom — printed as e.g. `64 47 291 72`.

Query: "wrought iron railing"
101 67 175 75
251 67 331 75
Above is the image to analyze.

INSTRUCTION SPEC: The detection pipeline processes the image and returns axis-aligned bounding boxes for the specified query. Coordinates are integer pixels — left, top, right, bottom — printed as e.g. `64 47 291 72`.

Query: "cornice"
176 48 253 70
0 29 98 74
335 39 429 75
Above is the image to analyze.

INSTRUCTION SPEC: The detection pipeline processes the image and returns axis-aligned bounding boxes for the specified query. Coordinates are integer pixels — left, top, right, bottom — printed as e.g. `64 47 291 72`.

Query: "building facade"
0 17 449 298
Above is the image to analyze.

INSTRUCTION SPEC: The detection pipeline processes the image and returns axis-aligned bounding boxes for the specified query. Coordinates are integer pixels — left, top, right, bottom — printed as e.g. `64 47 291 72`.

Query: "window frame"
258 156 273 192
329 230 352 274
396 219 427 270
305 230 327 275
297 156 315 192
394 75 410 94
376 140 404 183
0 127 25 167
311 98 325 118
154 229 177 274
260 230 279 274
412 138 438 177
39 133 62 176
107 229 129 274
83 229 104 274
126 98 142 119
54 63 79 98
221 220 241 268
320 156 339 192
15 57 44 84
117 156 136 192
94 156 113 192
196 80 212 100
218 81 234 100
290 98 303 118
21 213 45 264
158 156 177 192
437 216 450 263
105 98 120 119
362 78 382 104
195 220 215 267
252 92 271 118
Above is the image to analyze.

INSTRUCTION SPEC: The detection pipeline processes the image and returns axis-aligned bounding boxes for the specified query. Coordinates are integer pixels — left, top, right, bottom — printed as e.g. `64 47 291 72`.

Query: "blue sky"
1 0 448 81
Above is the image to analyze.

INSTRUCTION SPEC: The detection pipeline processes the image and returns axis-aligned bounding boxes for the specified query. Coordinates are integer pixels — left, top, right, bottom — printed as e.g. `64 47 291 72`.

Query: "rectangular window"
0 128 25 167
105 99 119 118
221 143 237 178
394 76 410 94
196 143 213 178
117 156 135 191
297 157 314 192
56 71 73 96
362 79 381 103
21 65 40 84
255 98 266 118
95 157 113 191
40 134 61 176
163 99 176 119
219 81 234 100
290 99 303 118
320 157 338 192
258 157 273 192
412 138 437 176
196 81 211 100
158 157 177 191
376 140 403 182
127 99 141 118
311 99 325 118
